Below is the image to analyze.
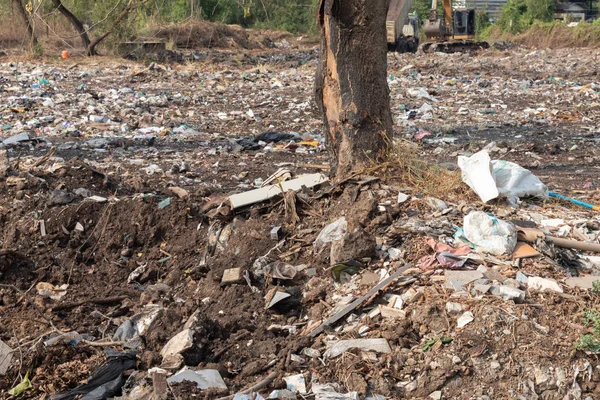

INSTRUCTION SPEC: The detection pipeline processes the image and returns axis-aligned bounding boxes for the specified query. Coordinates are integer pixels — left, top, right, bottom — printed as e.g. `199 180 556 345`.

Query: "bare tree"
51 0 91 50
86 0 150 56
315 0 393 180
49 0 150 56
12 0 38 48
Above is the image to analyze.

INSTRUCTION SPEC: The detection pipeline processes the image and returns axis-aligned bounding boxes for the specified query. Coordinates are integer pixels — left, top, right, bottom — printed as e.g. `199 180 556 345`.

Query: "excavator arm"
422 0 489 52
424 0 452 41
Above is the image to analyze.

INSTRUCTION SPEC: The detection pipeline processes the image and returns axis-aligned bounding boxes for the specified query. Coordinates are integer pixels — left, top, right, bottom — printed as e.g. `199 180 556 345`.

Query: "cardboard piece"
511 242 540 259
229 173 328 209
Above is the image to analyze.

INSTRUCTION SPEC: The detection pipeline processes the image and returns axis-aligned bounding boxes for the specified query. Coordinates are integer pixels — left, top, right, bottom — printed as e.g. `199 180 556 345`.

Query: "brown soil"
1 45 600 399
151 21 299 50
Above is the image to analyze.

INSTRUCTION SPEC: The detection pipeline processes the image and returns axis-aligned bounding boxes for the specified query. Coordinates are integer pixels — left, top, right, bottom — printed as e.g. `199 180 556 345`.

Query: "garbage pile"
1 46 600 399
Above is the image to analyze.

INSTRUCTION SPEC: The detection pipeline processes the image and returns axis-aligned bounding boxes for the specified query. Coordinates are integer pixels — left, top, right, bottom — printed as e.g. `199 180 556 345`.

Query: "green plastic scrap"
331 259 363 281
422 338 438 351
440 335 453 344
158 197 171 209
8 372 32 396
423 336 453 351
39 78 50 85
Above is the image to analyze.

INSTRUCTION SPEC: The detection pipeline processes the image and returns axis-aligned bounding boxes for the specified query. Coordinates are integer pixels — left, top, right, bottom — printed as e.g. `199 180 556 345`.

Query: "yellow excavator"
422 0 489 52
387 0 420 53
387 0 488 53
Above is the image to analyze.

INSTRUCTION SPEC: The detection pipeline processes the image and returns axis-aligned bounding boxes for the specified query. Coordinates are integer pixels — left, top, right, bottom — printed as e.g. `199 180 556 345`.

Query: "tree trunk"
315 0 393 180
86 0 150 56
51 0 91 50
12 0 38 47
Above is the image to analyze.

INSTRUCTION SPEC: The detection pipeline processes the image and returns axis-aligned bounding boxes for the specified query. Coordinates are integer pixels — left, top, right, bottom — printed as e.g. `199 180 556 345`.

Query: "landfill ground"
1 42 600 400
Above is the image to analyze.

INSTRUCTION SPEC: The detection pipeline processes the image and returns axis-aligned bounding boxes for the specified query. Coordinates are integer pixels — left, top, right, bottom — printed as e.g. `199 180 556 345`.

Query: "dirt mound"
485 22 600 49
514 22 600 48
151 20 295 50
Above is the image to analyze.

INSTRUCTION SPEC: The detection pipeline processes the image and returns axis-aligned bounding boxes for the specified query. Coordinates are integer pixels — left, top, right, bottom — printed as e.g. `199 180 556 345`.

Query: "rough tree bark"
12 0 38 47
315 0 393 180
51 0 91 51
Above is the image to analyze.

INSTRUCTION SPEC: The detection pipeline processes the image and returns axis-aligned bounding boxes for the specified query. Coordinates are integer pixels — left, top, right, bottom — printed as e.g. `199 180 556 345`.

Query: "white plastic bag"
492 159 548 204
314 217 347 253
463 211 517 256
458 150 548 204
457 150 498 202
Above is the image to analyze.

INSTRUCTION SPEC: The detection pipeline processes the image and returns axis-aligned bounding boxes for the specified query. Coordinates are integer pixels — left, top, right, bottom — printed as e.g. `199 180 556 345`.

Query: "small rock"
270 226 283 240
0 150 9 176
161 354 184 370
449 280 464 292
474 283 491 293
457 311 474 328
490 361 501 370
121 248 133 259
429 390 442 400
388 247 402 260
452 356 461 364
425 197 447 212
221 267 244 285
160 329 194 358
446 302 464 314
445 270 484 289
405 380 418 392
168 186 189 199
303 348 321 358
398 192 409 204
401 287 424 303
503 278 521 289
482 268 506 283
284 373 307 394
74 188 92 198
269 389 297 400
48 189 73 206
490 285 525 302
516 272 529 284
535 367 550 386
330 228 376 265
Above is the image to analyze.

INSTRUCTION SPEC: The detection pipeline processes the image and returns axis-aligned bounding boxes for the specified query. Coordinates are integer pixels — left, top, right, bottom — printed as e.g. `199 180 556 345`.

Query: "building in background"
469 0 597 22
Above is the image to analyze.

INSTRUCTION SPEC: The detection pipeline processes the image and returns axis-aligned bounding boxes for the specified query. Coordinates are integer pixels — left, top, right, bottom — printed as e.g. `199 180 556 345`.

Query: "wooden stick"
215 371 279 400
80 339 127 347
299 164 330 171
52 295 127 311
518 227 600 252
307 264 412 338
546 236 600 253
29 146 56 169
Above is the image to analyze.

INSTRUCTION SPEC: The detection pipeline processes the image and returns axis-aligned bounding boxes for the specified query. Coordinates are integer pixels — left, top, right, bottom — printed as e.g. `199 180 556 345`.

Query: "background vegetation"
1 0 600 55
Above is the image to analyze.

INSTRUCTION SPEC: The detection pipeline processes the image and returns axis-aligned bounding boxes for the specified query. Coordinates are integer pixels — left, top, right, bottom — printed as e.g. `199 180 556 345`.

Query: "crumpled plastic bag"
463 211 517 256
493 159 548 203
314 217 347 253
458 150 548 205
417 237 472 270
